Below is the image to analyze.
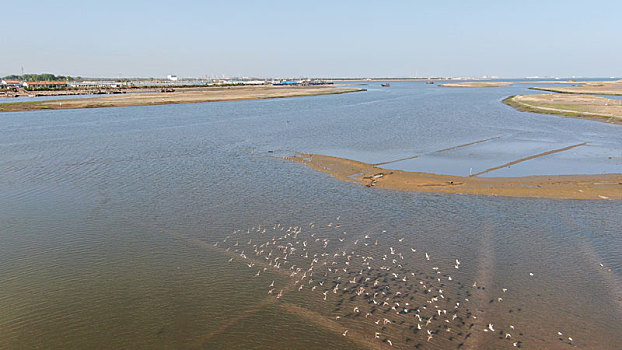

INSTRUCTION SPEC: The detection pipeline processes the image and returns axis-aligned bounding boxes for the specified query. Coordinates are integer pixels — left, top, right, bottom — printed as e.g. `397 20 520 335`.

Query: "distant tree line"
2 74 80 81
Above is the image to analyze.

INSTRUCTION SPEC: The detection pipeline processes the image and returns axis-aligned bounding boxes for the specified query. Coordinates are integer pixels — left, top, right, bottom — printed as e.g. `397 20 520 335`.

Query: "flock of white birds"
212 218 576 349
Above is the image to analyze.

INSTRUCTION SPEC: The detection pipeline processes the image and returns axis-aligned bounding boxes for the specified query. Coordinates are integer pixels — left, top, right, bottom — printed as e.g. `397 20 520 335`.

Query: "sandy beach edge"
502 95 622 124
284 153 622 200
0 86 366 113
530 86 622 96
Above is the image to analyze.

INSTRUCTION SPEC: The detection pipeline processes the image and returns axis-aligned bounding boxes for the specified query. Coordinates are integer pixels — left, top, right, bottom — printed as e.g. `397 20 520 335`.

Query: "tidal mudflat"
0 81 620 349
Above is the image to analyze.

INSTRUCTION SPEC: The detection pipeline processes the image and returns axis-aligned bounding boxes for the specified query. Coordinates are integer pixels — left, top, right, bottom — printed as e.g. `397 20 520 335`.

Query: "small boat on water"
426 80 434 84
381 83 391 87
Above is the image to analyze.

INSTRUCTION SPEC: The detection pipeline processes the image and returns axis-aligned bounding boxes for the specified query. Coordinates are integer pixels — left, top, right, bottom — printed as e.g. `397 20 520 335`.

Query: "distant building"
1 80 21 88
243 80 267 85
273 80 301 85
22 81 68 89
69 81 124 88
167 75 179 81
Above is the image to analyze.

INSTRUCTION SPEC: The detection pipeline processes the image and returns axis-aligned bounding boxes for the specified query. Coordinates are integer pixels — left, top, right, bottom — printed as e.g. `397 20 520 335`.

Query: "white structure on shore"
1 80 22 88
22 81 68 89
167 74 179 81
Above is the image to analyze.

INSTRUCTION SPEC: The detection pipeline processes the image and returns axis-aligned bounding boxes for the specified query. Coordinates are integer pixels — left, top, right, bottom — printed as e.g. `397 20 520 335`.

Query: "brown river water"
1 81 620 349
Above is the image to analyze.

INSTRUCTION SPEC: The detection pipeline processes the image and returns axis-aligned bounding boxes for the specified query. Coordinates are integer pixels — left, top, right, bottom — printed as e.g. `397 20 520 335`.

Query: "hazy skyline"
2 0 621 78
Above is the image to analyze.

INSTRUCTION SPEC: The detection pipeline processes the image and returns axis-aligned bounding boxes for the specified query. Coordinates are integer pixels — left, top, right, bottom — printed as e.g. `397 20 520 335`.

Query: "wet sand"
285 153 622 200
0 86 365 112
504 94 622 124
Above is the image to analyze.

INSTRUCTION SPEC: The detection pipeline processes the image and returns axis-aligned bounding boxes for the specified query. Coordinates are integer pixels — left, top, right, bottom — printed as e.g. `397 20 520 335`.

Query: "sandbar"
503 94 622 124
438 80 610 88
0 86 365 112
531 80 622 95
285 153 621 200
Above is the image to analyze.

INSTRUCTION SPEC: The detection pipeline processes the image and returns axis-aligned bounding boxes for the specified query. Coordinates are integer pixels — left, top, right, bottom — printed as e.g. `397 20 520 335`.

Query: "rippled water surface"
1 82 621 349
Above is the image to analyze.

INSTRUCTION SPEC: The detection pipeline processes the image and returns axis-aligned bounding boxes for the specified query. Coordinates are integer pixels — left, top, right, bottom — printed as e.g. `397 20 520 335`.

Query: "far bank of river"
0 85 365 112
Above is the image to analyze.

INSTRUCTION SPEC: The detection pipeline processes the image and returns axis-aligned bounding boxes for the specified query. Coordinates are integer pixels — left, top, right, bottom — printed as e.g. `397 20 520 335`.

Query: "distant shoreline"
285 153 622 200
0 86 365 112
438 82 514 87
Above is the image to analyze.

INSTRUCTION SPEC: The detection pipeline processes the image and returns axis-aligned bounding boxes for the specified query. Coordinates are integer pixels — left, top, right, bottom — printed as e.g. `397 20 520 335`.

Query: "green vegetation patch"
2 73 77 82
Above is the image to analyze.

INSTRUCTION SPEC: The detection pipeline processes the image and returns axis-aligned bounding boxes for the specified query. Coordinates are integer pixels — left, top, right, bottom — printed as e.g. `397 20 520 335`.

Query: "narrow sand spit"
0 86 365 112
531 80 622 95
503 94 622 124
285 153 622 200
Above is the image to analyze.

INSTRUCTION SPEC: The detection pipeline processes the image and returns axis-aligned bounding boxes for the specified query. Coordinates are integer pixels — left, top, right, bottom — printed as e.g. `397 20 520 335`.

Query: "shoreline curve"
503 94 622 124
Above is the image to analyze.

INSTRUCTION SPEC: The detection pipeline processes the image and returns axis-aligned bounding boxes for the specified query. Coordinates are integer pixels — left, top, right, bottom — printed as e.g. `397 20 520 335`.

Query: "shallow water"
0 82 621 349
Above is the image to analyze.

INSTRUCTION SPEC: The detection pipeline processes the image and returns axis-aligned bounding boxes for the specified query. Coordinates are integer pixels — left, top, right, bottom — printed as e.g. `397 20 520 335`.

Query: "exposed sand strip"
503 94 622 124
470 142 587 177
285 153 622 200
0 86 365 112
530 80 622 95
433 136 501 154
373 136 501 166
532 87 622 95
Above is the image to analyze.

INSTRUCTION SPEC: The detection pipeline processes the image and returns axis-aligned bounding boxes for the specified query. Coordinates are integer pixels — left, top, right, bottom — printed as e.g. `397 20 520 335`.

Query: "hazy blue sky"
1 0 620 78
